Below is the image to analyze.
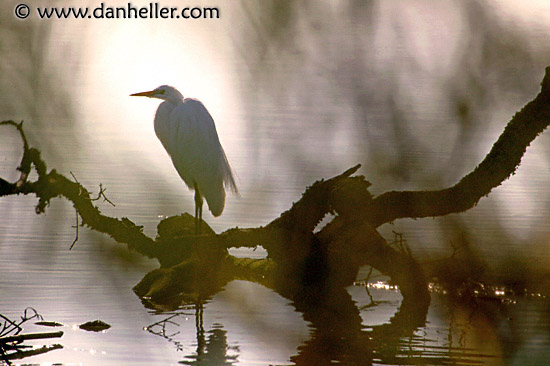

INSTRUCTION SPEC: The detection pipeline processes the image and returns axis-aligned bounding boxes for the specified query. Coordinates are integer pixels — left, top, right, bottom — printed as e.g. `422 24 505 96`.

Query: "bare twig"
67 173 114 249
91 184 115 207
69 207 79 250
0 308 42 338
0 121 28 151
0 120 29 188
390 231 412 257
359 266 377 310
68 172 81 250
0 309 47 365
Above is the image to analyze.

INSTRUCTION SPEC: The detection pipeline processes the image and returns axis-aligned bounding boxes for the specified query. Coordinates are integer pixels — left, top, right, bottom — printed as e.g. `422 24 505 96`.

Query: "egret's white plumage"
131 85 237 229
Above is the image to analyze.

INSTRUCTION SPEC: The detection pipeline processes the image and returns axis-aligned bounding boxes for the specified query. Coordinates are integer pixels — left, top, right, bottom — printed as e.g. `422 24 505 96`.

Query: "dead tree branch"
0 121 156 257
2 67 550 311
367 67 550 227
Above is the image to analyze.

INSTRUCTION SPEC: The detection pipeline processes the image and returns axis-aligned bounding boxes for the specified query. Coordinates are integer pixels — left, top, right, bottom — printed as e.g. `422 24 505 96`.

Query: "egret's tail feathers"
221 148 240 198
204 185 226 217
195 147 238 217
225 171 240 198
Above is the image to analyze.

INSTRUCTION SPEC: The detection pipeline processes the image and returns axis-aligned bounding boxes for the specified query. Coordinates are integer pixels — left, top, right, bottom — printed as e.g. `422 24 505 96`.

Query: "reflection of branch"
358 267 377 309
145 312 190 352
0 309 63 365
3 344 63 362
290 277 486 365
145 307 239 365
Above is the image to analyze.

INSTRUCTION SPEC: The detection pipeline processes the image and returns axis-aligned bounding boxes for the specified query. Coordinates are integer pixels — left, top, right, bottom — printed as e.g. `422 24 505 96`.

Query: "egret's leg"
198 200 203 232
195 199 199 234
194 183 203 234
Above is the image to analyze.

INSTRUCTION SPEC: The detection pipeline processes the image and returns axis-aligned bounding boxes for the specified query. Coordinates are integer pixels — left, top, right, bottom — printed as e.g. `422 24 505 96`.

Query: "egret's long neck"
163 95 183 104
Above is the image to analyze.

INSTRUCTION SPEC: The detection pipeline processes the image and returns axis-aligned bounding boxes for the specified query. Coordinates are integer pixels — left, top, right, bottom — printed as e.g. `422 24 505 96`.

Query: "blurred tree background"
235 0 550 280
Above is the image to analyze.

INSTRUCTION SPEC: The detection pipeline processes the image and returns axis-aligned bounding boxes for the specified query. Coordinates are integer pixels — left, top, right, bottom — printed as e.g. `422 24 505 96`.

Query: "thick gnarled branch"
2 67 550 311
367 67 550 227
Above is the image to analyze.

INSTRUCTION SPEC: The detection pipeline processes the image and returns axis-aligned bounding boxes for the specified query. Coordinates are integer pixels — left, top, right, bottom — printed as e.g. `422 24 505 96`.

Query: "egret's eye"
157 89 166 95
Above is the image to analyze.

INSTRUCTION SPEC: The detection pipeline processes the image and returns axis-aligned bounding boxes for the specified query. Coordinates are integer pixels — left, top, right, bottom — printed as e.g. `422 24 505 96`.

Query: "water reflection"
146 305 239 365
137 279 511 365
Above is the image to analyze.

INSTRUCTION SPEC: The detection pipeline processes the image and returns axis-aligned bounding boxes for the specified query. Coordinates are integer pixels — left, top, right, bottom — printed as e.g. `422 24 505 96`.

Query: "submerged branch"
0 331 63 344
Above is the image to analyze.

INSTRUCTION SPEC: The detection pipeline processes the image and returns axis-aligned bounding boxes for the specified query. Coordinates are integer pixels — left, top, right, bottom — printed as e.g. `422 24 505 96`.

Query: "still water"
2 0 550 365
1 197 549 365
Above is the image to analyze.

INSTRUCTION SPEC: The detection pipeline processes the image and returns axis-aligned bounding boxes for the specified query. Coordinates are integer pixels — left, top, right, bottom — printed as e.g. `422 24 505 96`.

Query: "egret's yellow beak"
130 90 156 97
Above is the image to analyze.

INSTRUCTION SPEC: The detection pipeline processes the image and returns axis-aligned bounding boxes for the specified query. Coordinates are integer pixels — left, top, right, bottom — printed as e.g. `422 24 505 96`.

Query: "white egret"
130 85 238 233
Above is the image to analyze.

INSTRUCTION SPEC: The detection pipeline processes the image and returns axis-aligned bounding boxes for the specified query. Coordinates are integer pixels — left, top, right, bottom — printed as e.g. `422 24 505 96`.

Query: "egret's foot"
156 213 215 238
